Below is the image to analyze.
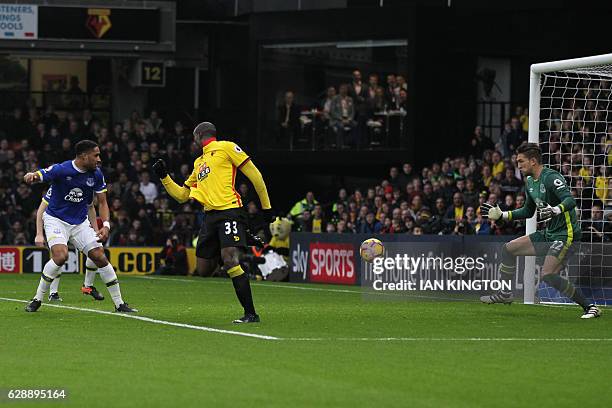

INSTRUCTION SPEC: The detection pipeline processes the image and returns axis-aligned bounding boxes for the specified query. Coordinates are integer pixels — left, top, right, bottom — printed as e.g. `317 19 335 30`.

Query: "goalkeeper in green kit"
480 143 600 319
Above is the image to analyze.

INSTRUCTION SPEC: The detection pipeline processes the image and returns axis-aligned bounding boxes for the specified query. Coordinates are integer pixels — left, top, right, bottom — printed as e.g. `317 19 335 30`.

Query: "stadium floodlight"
525 53 612 305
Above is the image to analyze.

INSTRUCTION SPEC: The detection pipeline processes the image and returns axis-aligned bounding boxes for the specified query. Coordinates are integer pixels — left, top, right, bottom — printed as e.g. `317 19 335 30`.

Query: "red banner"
308 243 356 284
0 247 20 273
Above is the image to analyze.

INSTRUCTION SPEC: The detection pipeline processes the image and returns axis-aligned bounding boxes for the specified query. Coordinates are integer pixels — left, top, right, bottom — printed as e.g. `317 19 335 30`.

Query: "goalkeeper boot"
25 299 42 312
233 313 260 324
48 292 62 302
82 285 105 301
480 291 514 305
580 304 601 319
115 303 138 313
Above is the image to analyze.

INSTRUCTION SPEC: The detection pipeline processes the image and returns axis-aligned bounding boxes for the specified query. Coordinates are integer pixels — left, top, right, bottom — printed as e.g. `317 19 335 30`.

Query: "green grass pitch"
1 274 611 408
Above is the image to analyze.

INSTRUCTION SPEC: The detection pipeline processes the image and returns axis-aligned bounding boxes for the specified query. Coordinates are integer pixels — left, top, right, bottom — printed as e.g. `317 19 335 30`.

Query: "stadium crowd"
0 86 611 247
278 70 408 149
289 112 612 240
0 104 206 247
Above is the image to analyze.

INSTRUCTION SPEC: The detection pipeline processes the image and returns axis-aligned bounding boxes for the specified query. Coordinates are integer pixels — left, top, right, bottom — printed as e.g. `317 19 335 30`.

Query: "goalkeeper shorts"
528 230 579 263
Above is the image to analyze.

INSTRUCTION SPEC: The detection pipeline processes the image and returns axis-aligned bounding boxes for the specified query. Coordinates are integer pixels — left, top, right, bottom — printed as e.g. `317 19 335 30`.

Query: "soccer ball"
360 238 384 262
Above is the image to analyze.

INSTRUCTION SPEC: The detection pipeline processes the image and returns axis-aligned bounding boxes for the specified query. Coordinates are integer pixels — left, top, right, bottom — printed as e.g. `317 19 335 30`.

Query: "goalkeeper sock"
542 273 589 309
35 260 62 301
84 258 97 287
499 244 516 293
98 263 124 307
49 274 61 294
228 265 256 315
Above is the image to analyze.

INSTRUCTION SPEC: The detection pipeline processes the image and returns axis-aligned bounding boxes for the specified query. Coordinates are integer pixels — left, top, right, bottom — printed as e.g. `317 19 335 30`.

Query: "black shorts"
196 208 248 259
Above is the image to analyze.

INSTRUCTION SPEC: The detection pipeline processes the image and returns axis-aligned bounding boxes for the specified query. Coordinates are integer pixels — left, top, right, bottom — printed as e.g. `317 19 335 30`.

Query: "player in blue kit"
22 140 137 313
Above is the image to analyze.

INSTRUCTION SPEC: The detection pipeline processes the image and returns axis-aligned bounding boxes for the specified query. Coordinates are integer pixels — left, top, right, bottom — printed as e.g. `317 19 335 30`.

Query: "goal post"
524 53 612 305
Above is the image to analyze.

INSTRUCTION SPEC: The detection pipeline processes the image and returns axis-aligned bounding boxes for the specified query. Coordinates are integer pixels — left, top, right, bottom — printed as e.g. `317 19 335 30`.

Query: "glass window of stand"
258 39 409 151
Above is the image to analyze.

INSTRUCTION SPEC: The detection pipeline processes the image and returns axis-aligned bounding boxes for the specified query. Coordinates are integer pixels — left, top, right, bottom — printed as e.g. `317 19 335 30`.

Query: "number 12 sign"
140 61 165 87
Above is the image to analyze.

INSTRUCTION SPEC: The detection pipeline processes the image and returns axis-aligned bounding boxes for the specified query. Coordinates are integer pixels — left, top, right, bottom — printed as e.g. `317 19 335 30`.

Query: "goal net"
525 54 612 306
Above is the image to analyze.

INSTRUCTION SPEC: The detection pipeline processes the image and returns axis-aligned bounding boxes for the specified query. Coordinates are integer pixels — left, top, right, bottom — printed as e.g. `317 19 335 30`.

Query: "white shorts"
43 212 102 255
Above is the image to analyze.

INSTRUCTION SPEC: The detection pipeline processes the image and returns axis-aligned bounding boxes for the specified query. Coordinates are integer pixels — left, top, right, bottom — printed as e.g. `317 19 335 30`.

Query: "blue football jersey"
38 160 107 225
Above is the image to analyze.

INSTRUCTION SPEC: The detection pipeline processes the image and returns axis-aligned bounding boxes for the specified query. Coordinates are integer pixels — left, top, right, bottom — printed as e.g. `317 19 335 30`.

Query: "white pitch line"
281 337 612 342
2 297 610 343
0 297 279 341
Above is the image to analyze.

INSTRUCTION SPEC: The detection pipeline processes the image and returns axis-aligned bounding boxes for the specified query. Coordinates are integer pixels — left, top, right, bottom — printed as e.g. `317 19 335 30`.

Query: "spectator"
491 151 505 178
321 86 336 122
290 191 318 220
349 69 369 146
481 164 493 188
500 168 522 194
469 126 494 157
358 212 382 234
336 219 349 233
444 192 465 231
385 74 398 106
145 110 163 135
367 74 379 101
158 235 188 275
173 121 191 152
582 203 609 242
330 84 356 149
138 171 158 204
505 117 527 154
296 210 312 232
463 178 480 209
594 165 608 203
311 204 326 233
278 91 300 147
388 166 403 190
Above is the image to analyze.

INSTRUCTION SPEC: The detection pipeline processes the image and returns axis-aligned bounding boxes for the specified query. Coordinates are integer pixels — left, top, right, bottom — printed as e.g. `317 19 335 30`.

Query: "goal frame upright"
524 52 612 304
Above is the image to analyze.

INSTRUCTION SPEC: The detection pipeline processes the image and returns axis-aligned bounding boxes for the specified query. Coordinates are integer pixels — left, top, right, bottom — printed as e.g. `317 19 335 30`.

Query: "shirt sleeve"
39 164 60 182
547 173 576 212
184 167 197 188
94 170 107 193
224 142 250 168
509 186 536 220
42 187 52 204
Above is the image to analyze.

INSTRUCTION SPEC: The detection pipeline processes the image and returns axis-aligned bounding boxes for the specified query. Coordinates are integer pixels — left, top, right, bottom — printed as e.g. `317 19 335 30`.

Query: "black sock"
542 274 590 309
231 273 256 315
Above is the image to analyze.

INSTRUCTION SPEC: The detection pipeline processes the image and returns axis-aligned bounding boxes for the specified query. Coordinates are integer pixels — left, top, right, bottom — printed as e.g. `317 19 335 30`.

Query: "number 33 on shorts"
224 221 241 242
224 221 238 235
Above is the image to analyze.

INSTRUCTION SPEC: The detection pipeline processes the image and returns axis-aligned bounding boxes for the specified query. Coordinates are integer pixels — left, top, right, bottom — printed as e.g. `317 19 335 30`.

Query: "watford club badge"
86 8 112 39
197 162 211 181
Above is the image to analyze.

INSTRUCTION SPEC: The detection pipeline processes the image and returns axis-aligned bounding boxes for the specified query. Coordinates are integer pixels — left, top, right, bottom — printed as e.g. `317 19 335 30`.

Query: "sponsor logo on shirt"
65 188 84 203
197 162 211 181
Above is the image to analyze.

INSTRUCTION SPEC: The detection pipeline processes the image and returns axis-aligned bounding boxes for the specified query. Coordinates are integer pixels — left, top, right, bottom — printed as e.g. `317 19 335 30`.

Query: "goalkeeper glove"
537 203 562 222
152 159 168 179
480 202 505 221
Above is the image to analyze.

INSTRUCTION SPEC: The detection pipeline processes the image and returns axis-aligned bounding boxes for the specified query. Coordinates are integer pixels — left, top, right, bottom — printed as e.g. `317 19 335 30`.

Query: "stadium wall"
0 246 197 276
289 233 523 288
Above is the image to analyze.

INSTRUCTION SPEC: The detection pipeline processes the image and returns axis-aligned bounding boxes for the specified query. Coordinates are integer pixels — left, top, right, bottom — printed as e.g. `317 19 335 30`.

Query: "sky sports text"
292 243 356 284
